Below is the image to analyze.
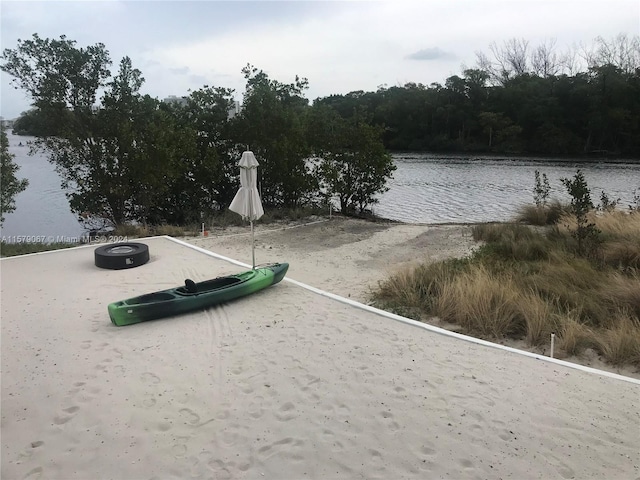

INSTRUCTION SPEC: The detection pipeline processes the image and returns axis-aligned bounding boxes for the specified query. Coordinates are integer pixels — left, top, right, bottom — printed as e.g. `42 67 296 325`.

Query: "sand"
1 227 639 480
187 216 478 304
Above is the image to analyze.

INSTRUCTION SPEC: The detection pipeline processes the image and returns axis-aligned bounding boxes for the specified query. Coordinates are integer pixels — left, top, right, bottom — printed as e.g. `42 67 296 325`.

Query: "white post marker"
550 332 555 359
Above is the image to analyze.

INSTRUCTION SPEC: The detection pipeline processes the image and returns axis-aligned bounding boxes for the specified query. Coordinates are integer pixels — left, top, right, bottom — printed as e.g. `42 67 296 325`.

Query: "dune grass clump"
516 200 565 226
434 265 522 338
472 223 553 263
557 317 598 357
375 258 470 318
595 313 640 366
555 210 640 270
372 210 640 370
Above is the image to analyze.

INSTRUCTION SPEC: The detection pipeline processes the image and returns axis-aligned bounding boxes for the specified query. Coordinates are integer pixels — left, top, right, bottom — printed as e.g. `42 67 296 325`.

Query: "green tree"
92 57 185 226
11 108 70 137
1 34 111 129
533 170 550 207
233 65 316 207
1 125 29 224
158 85 237 222
1 35 183 228
310 105 395 214
561 170 600 256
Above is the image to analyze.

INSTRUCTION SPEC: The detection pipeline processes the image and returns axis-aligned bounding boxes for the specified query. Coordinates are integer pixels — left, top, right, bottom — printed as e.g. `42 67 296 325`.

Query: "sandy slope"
186 216 478 303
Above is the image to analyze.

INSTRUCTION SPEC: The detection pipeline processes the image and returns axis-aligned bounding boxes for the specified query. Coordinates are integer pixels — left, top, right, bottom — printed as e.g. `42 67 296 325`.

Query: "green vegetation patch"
372 211 640 369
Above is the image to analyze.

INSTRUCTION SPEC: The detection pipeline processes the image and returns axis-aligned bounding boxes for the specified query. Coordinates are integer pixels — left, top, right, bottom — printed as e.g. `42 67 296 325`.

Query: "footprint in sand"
179 408 201 425
498 429 516 441
157 421 172 432
236 381 254 395
274 402 296 422
172 443 187 458
23 466 44 479
420 442 437 457
257 437 294 458
380 410 400 432
140 372 161 384
52 406 80 425
248 398 265 419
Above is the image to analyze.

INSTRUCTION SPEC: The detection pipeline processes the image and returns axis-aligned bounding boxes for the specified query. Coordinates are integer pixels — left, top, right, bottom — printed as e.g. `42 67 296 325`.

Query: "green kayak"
108 263 289 326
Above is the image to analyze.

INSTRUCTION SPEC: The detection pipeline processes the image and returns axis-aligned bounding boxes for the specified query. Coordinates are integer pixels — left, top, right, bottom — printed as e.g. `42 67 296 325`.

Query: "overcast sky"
1 0 638 119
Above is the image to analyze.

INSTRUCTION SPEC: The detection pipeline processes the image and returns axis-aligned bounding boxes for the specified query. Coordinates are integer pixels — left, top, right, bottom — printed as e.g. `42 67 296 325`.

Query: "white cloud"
407 48 458 61
1 0 638 117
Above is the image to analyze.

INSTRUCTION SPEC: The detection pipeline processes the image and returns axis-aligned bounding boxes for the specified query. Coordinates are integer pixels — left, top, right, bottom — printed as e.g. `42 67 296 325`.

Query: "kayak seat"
176 276 244 295
185 279 198 293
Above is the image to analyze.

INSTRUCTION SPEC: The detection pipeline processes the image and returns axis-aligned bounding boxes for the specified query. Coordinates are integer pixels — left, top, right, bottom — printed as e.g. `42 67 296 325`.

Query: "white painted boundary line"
168 236 640 386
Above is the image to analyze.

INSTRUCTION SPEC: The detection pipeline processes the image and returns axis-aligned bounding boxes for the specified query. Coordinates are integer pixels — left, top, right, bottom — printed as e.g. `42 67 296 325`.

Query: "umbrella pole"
251 220 255 269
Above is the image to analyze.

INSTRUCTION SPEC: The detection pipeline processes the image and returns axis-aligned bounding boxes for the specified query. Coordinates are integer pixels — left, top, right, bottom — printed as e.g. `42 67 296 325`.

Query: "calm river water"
375 153 640 224
2 133 639 241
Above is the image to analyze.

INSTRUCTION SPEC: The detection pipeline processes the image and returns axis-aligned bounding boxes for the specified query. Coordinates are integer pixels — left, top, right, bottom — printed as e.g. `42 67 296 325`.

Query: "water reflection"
1 133 84 240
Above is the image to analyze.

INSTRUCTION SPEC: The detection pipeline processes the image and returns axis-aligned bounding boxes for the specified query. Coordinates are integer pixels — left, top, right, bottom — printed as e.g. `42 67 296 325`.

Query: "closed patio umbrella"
229 151 264 268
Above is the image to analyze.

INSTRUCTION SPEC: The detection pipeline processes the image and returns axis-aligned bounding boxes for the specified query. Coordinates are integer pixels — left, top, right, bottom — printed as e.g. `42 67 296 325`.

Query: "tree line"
319 34 640 156
1 35 395 229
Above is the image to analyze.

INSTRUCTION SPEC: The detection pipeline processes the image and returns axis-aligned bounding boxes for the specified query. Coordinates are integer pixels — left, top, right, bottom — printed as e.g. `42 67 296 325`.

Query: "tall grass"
372 210 640 370
596 313 640 366
557 317 597 357
555 210 640 270
516 200 566 225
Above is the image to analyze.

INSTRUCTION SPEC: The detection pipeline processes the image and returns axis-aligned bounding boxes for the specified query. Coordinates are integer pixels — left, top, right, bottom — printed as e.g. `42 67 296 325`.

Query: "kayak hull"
108 263 289 326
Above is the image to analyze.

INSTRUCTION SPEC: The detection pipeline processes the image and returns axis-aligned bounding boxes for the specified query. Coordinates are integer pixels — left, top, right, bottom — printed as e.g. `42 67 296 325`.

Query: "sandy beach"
2 222 639 479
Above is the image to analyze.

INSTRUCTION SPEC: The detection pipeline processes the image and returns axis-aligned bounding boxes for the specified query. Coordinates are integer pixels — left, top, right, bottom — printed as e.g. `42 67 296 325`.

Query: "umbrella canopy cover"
229 151 265 221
